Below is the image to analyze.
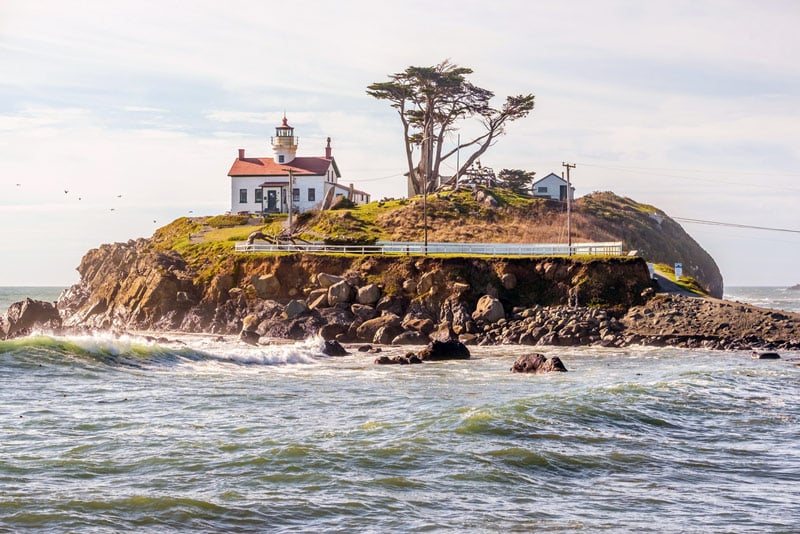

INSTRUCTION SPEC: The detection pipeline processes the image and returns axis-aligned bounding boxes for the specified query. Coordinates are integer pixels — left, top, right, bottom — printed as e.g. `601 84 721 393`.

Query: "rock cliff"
56 236 654 337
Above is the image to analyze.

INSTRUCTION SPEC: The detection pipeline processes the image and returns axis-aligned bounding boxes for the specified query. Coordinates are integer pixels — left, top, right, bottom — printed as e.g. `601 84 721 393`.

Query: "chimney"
325 137 332 159
238 148 245 160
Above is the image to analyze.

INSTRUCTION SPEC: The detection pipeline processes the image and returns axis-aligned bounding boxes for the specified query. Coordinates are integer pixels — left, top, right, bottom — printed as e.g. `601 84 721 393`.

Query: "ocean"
1 287 799 532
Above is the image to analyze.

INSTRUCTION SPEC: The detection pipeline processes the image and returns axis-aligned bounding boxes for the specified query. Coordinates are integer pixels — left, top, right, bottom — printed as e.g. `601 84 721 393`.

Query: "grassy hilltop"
151 188 722 297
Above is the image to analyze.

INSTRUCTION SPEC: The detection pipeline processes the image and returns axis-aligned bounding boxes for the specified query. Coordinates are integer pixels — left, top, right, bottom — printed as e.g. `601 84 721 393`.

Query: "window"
308 188 315 202
278 155 285 163
292 188 300 203
239 188 247 203
255 188 263 203
537 186 548 193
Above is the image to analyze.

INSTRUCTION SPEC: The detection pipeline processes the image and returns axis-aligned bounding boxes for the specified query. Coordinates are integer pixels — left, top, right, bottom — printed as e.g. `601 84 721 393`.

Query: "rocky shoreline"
1 239 797 352
2 290 798 353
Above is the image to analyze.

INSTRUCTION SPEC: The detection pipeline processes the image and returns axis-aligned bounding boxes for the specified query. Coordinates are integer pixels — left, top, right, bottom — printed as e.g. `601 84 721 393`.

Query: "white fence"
234 240 623 256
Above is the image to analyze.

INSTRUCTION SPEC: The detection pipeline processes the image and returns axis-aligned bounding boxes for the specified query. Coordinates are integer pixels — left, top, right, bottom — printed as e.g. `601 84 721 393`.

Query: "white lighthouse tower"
271 115 298 164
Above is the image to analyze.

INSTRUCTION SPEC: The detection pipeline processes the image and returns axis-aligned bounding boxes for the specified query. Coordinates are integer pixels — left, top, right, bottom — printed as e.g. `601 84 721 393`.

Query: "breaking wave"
0 332 335 370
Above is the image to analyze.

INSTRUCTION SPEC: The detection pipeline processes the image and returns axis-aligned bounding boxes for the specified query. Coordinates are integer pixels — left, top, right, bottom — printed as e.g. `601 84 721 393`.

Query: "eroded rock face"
3 298 62 338
58 239 197 331
56 238 659 339
510 353 568 373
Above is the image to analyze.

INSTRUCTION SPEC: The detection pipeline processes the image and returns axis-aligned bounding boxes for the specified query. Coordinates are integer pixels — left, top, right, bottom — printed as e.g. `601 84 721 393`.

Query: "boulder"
251 274 281 298
308 292 329 310
472 295 505 323
351 304 378 322
327 280 354 306
287 319 308 340
375 295 409 316
317 273 344 288
401 317 436 335
418 270 444 295
241 313 260 333
451 282 470 296
373 324 405 345
429 321 457 343
208 273 234 303
476 189 498 207
440 298 473 333
500 273 517 290
321 340 348 356
4 298 62 338
356 284 381 306
240 329 260 345
510 353 568 373
356 313 402 342
458 333 478 345
392 331 429 345
319 323 348 341
417 339 471 361
282 299 308 319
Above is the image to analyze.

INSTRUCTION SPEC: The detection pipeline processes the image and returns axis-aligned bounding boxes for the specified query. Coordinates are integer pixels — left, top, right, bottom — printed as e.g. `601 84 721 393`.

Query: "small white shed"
531 172 574 201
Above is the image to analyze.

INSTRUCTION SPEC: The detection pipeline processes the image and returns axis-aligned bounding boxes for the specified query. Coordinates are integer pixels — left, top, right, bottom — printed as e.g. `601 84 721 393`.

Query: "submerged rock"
374 353 423 365
322 340 348 356
511 353 568 373
417 339 470 361
751 351 780 360
239 329 260 345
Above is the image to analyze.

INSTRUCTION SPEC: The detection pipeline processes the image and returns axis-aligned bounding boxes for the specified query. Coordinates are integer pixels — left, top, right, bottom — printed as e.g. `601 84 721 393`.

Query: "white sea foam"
22 330 335 369
200 336 329 367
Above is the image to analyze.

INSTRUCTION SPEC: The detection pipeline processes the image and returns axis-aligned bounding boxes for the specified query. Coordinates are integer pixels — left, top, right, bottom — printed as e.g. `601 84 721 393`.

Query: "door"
559 185 568 201
267 190 278 212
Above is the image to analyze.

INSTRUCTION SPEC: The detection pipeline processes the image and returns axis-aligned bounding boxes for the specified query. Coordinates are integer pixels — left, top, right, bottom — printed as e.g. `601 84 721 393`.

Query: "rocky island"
1 190 798 351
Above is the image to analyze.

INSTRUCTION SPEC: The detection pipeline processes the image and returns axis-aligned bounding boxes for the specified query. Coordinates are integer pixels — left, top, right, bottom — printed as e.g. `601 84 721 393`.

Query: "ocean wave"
0 332 336 370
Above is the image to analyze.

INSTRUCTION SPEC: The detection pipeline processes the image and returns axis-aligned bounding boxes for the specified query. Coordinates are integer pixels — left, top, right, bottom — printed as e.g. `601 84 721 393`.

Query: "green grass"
655 263 707 296
206 214 251 227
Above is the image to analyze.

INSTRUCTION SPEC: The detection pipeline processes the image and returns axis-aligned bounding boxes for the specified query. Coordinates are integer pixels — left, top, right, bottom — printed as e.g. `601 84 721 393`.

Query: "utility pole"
562 162 576 255
287 169 294 230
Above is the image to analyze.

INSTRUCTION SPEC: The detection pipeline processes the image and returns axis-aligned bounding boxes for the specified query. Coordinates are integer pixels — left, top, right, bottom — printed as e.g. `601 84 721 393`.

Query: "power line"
349 172 404 183
672 217 800 234
579 162 800 177
578 162 800 192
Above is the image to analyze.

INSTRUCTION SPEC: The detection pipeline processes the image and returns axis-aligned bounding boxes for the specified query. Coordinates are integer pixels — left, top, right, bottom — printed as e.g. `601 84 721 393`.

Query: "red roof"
228 156 333 177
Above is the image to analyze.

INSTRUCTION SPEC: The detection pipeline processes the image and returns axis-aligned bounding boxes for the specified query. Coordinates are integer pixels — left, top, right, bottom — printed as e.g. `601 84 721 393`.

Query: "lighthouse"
271 115 298 164
228 114 371 215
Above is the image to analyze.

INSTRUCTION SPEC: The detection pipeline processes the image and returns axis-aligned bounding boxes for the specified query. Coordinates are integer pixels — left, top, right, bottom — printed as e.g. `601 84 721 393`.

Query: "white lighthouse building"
227 116 370 214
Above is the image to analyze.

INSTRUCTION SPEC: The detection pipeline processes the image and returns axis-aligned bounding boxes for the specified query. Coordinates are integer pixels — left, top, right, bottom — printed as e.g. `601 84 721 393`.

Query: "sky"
1 0 798 287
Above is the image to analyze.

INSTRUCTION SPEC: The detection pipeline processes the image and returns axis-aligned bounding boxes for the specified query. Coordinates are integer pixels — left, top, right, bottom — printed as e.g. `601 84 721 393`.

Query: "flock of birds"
12 182 195 224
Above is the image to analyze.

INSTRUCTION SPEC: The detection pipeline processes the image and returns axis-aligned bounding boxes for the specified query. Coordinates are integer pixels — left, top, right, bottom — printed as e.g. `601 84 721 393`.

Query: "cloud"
1 0 799 284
